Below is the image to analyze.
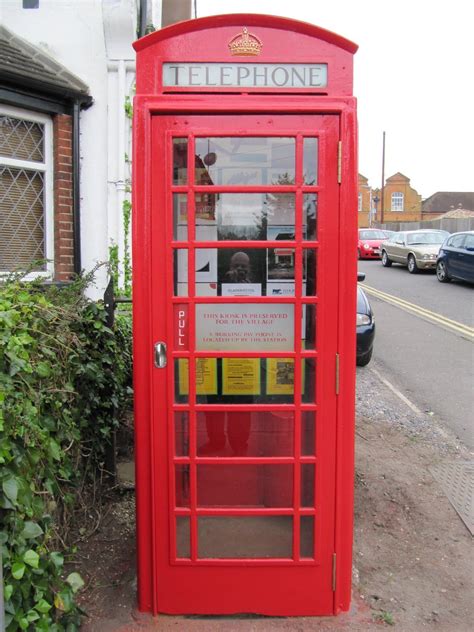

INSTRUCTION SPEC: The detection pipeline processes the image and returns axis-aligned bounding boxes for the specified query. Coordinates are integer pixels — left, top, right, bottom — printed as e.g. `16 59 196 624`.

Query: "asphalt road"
358 259 474 448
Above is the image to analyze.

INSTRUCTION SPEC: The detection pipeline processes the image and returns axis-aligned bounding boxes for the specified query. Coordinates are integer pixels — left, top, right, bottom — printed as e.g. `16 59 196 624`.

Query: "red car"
358 229 391 259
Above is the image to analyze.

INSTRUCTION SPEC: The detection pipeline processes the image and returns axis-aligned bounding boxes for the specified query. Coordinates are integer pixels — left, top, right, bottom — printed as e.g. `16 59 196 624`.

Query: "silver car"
381 230 450 273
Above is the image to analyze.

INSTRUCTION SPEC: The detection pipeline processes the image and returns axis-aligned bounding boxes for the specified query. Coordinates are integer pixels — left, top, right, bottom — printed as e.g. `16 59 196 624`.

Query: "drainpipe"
139 0 148 37
72 100 82 275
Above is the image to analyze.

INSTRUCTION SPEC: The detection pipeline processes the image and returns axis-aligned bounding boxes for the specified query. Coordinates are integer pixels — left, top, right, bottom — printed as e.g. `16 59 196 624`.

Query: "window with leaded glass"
0 106 53 275
391 191 404 212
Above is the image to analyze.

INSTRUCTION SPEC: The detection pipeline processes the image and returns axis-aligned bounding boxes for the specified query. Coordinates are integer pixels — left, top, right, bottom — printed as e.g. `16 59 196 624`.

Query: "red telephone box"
132 14 358 617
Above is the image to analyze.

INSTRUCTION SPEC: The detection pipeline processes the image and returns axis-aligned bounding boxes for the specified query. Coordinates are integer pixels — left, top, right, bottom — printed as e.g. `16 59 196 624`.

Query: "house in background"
421 192 474 220
357 172 422 228
1 0 191 296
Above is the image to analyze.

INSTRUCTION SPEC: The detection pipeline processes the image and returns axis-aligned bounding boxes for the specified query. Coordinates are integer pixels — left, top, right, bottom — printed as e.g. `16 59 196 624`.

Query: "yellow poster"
178 358 218 395
266 358 306 395
222 358 261 395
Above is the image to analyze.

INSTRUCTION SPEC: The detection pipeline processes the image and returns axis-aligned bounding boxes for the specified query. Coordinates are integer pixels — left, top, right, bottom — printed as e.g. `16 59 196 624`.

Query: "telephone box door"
149 113 340 615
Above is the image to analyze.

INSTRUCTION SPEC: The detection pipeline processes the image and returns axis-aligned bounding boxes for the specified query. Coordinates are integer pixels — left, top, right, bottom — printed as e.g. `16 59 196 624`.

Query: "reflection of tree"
271 172 295 186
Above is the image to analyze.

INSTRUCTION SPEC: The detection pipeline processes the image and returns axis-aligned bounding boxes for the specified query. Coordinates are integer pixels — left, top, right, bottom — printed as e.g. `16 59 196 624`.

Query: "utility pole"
380 131 386 225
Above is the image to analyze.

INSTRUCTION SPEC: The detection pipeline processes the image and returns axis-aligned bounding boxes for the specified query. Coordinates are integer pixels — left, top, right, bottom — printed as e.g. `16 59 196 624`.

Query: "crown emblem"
228 27 262 56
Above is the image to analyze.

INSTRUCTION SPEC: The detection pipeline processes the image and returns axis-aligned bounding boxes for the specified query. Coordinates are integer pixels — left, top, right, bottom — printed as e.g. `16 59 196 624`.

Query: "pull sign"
174 304 189 351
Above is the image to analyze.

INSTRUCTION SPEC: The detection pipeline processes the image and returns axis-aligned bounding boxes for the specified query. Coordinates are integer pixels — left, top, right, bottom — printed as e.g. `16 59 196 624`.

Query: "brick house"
1 0 191 295
358 172 422 228
0 24 91 282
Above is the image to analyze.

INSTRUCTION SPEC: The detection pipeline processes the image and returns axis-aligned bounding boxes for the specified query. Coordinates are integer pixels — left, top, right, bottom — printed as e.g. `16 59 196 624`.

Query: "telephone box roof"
133 13 358 54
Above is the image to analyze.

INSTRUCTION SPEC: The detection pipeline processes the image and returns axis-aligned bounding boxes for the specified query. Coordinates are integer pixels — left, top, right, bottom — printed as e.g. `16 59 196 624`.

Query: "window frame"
391 191 404 212
0 104 54 279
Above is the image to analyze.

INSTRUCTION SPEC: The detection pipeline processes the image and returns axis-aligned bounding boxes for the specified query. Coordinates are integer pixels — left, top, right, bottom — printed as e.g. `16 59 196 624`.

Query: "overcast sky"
195 0 473 199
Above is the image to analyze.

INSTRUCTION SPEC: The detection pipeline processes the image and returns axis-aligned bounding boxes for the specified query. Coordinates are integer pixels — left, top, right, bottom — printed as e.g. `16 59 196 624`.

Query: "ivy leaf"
12 562 26 579
27 609 40 622
34 598 52 614
4 584 13 600
50 552 64 568
66 572 85 593
49 439 61 461
23 549 40 568
2 477 18 503
36 361 51 378
21 521 44 540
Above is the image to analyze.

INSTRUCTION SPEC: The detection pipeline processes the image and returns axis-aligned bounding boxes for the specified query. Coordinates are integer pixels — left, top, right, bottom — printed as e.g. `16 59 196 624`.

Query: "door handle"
154 342 167 368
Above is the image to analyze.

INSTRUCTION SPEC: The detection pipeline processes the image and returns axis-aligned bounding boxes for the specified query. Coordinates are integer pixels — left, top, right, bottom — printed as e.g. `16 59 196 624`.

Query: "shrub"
0 275 132 631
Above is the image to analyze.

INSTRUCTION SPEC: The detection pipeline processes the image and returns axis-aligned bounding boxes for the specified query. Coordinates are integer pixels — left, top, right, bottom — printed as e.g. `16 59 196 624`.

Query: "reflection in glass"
175 411 189 456
303 304 316 350
301 464 315 507
196 411 294 457
175 464 190 507
303 194 317 241
173 193 187 241
175 359 189 404
300 516 314 558
301 411 316 456
195 137 295 186
176 516 190 558
303 249 317 296
198 516 293 559
173 138 187 185
197 464 293 507
174 249 188 296
303 138 318 185
302 358 316 403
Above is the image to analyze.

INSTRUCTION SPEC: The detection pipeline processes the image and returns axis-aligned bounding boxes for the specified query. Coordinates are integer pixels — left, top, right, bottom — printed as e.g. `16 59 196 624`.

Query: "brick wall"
53 114 75 281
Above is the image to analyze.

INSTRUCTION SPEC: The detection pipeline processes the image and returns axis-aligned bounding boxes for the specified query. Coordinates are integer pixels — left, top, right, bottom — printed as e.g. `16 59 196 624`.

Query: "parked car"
436 231 474 284
380 230 450 273
358 229 391 259
356 272 375 366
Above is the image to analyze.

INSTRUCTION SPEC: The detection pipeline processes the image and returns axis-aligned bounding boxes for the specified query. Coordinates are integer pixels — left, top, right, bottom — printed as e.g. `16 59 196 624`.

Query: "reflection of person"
224 251 251 283
199 411 251 456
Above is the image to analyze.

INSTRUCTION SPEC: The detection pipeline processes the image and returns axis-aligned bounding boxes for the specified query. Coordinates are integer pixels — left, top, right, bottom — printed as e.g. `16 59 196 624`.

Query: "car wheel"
381 250 392 267
357 347 373 367
407 254 418 274
358 249 362 260
436 260 451 283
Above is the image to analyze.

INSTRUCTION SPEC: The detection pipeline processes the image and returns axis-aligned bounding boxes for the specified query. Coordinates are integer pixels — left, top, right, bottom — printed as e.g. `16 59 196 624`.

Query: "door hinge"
337 141 342 183
335 353 340 395
332 552 337 591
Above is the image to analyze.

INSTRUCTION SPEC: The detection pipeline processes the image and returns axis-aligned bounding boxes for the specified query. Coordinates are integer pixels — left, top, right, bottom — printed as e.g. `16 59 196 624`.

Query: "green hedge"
0 277 132 631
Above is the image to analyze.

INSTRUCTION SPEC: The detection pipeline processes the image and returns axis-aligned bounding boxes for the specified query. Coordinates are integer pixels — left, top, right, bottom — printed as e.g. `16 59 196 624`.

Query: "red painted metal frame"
133 13 357 618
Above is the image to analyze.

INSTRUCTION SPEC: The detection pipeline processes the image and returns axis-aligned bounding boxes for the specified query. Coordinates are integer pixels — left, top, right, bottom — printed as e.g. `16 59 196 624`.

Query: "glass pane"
0 167 45 271
197 411 294 457
0 116 44 162
194 193 296 242
175 359 189 403
302 358 316 403
301 464 315 507
301 411 316 456
300 516 314 558
174 248 188 295
176 516 190 558
195 303 294 352
175 411 189 456
195 137 295 186
195 358 307 404
303 193 317 240
303 304 316 350
198 516 293 559
173 193 187 240
303 249 317 296
303 138 318 185
197 464 293 507
173 137 187 185
175 465 190 508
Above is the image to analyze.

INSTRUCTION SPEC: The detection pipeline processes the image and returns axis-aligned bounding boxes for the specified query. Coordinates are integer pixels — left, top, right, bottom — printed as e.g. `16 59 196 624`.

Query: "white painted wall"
1 0 157 298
